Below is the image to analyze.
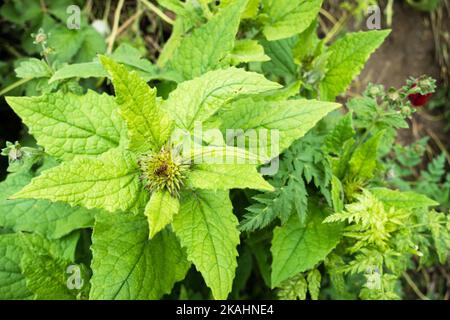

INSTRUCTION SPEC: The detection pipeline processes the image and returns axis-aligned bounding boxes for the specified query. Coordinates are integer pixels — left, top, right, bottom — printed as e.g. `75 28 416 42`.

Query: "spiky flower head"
138 146 188 197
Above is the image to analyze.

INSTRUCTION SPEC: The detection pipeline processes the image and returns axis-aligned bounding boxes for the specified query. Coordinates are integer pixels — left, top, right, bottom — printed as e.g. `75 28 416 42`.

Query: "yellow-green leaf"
145 190 180 239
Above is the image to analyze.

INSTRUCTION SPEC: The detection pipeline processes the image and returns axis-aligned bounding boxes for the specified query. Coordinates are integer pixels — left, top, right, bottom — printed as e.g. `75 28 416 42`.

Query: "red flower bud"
407 83 433 107
408 92 432 107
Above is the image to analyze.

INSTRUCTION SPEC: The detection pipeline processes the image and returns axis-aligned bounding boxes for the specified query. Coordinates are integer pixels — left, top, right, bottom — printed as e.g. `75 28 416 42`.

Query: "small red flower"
408 84 433 107
408 92 432 107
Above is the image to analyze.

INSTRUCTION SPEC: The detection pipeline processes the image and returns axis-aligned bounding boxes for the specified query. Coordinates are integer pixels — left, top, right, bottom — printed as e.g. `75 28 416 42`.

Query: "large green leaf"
261 0 323 41
49 62 108 83
19 232 79 300
163 67 281 131
186 164 273 191
228 39 270 65
348 131 384 181
271 206 342 287
184 145 264 164
220 97 340 157
0 234 33 299
11 148 144 213
50 44 179 83
172 190 240 299
46 27 86 63
261 36 298 81
47 26 106 63
90 212 190 299
323 112 355 155
15 58 52 79
319 30 390 101
0 231 80 300
110 43 156 73
0 170 95 239
73 27 107 63
100 56 173 154
167 0 247 80
6 90 125 161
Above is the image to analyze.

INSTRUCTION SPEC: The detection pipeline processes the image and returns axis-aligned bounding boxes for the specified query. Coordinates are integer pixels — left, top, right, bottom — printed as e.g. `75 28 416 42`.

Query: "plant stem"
385 0 394 27
107 0 125 54
3 43 22 58
324 12 349 44
39 0 47 12
83 0 93 18
0 78 33 96
320 8 338 25
139 0 174 25
403 272 430 300
40 43 53 73
116 11 142 38
103 0 111 21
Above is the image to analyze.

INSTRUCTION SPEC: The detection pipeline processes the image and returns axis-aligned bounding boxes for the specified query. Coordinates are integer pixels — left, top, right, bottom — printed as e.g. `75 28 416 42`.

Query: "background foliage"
0 0 448 300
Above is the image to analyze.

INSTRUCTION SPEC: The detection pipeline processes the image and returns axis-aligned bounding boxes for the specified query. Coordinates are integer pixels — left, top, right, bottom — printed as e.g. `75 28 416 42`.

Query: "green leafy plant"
1 0 344 299
268 77 449 300
0 0 447 301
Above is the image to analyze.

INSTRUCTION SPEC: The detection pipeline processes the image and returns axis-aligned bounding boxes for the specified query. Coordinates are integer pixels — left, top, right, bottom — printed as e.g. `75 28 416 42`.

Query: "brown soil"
358 2 440 88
